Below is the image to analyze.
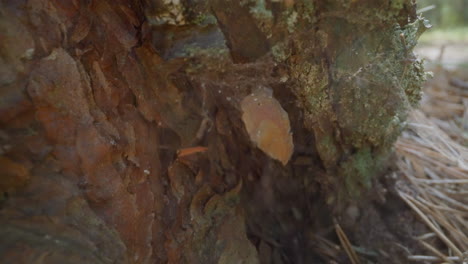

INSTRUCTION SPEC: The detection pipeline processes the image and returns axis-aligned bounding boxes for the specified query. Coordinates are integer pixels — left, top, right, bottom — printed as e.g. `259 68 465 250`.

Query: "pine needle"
396 65 468 260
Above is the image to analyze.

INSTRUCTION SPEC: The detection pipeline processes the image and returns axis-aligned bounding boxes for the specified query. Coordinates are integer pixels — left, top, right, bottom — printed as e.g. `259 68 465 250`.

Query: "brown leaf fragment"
241 88 294 165
177 146 208 158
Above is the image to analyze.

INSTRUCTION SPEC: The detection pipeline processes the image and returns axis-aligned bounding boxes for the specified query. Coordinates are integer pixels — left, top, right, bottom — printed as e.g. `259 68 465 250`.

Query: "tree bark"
0 0 428 263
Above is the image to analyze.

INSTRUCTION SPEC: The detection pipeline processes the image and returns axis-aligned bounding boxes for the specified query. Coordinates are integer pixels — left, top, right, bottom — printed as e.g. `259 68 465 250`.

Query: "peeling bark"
0 0 428 263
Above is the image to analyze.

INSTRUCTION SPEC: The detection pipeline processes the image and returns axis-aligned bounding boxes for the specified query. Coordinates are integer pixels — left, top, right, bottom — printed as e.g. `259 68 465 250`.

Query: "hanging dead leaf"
241 88 294 165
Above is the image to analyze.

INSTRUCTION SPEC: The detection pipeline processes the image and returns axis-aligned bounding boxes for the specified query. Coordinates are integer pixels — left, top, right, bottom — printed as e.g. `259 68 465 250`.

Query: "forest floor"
267 43 467 264
323 42 467 264
416 44 468 69
387 44 467 263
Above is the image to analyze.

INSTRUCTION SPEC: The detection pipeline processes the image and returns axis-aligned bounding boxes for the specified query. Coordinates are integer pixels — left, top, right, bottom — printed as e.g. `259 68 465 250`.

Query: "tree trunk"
0 0 428 263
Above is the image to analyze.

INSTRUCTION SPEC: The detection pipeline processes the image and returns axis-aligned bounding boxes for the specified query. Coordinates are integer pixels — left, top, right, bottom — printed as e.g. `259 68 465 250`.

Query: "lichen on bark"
281 1 430 198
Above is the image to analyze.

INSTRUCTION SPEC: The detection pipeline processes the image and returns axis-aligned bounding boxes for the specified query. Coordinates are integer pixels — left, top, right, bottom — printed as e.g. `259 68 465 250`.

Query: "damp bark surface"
0 0 429 263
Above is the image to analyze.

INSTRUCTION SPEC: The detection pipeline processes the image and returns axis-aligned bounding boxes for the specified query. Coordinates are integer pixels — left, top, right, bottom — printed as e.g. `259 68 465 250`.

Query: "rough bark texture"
0 0 428 263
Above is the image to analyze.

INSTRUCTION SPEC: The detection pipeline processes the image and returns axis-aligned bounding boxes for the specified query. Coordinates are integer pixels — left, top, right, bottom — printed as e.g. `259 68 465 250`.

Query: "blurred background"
416 0 468 68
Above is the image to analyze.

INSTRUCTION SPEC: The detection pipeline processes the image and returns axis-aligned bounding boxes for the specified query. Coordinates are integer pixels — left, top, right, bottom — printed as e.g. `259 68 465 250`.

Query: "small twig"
416 233 436 240
417 5 436 13
411 195 467 249
408 255 459 262
437 45 446 63
398 192 463 257
427 187 468 212
414 178 468 184
334 220 361 264
418 240 454 264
